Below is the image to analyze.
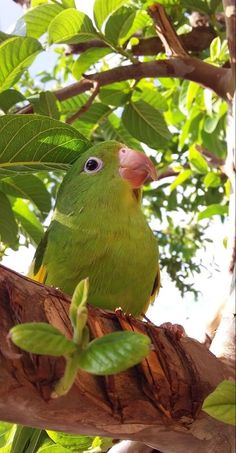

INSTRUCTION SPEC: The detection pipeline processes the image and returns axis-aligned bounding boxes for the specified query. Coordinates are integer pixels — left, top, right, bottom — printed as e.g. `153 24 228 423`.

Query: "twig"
148 3 188 57
66 81 100 125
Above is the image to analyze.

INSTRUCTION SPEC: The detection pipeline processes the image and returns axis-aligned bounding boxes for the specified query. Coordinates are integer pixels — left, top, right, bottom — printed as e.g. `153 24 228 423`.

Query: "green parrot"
29 141 160 317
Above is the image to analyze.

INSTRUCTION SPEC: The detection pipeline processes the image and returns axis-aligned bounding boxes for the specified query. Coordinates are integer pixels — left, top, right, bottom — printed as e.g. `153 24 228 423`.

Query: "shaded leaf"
122 101 171 148
0 90 25 113
48 9 98 44
78 331 151 375
132 86 168 112
203 380 236 426
46 431 98 452
105 6 134 44
0 191 18 246
99 82 130 107
12 198 44 245
0 174 51 215
203 172 221 188
32 91 60 119
189 147 209 174
10 323 76 356
72 47 111 80
101 113 143 150
0 37 43 92
198 204 228 220
118 10 150 45
73 103 111 138
0 115 89 176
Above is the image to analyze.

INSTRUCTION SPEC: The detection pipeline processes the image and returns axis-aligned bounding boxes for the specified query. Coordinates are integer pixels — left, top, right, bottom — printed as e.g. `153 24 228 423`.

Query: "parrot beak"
118 148 157 189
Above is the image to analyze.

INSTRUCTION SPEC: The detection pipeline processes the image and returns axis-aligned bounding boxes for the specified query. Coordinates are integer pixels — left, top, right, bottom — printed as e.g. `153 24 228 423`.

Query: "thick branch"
148 3 188 57
17 58 233 115
223 0 236 83
132 27 216 56
0 264 234 452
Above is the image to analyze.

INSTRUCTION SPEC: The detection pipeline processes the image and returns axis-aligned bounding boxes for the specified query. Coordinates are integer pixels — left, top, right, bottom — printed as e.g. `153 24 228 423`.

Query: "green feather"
30 141 159 316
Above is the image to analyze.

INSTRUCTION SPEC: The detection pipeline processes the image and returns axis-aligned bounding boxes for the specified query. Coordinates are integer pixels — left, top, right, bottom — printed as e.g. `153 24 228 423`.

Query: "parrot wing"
28 229 49 283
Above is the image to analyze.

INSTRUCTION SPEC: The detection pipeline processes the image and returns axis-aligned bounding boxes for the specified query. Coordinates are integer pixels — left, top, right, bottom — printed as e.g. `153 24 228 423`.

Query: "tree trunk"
0 265 234 452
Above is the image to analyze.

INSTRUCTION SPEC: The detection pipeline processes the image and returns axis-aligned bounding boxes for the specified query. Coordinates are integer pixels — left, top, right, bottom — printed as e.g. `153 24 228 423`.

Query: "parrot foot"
160 322 186 340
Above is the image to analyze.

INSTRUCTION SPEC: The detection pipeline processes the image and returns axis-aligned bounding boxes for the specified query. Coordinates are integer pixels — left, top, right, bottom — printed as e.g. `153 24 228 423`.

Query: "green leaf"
203 172 221 188
60 93 89 116
46 431 98 452
105 6 134 44
118 10 150 45
0 90 25 113
0 32 13 44
210 37 221 61
69 278 89 329
101 113 143 150
122 101 171 148
31 0 48 5
94 0 129 29
0 174 51 215
10 426 46 453
99 82 130 107
0 191 18 246
12 198 44 245
38 440 68 453
186 82 200 111
0 37 43 92
202 380 236 426
132 86 168 112
24 3 63 39
170 169 192 191
48 9 98 44
180 0 210 14
0 422 16 449
0 114 89 176
197 204 228 220
204 116 220 134
61 0 76 7
73 103 111 138
10 322 76 356
78 331 151 375
32 91 60 119
72 47 111 80
189 147 209 174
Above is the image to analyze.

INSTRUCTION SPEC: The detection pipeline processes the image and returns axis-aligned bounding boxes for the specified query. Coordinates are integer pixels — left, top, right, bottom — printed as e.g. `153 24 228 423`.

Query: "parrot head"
63 141 157 201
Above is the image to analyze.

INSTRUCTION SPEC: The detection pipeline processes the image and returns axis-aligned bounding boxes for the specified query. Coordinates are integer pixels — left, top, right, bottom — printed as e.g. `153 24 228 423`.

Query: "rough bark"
0 265 234 452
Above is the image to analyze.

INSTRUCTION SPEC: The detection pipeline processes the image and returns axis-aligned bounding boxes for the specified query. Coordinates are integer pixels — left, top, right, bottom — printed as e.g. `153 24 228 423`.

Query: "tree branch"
66 81 100 124
132 27 216 56
0 264 234 452
17 58 233 116
148 3 188 57
222 0 236 83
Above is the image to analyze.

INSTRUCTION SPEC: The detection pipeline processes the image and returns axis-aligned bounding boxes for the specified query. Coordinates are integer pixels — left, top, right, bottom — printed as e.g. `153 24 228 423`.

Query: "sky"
0 0 230 341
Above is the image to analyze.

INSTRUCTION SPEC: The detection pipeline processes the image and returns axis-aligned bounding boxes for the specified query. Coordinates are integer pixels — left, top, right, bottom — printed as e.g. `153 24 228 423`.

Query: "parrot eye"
84 157 103 174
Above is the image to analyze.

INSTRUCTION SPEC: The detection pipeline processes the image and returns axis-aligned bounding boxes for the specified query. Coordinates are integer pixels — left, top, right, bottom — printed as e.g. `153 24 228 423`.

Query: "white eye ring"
84 157 103 174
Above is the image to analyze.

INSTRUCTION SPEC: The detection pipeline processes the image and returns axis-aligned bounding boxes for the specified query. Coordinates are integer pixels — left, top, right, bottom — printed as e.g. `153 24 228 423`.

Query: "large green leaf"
118 10 150 45
78 331 151 375
0 37 43 92
73 103 111 138
32 91 60 119
12 198 44 245
72 47 111 81
189 147 209 174
0 115 89 176
104 6 135 44
0 174 51 215
10 322 76 356
202 380 236 426
60 93 89 116
99 82 130 107
122 101 171 148
0 191 18 246
0 89 25 113
0 422 16 449
48 9 98 44
132 86 168 112
24 3 63 38
94 0 129 29
101 112 143 150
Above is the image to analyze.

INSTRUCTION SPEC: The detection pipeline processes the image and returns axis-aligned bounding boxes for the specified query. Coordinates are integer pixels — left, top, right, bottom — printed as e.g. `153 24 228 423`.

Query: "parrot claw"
160 322 186 340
